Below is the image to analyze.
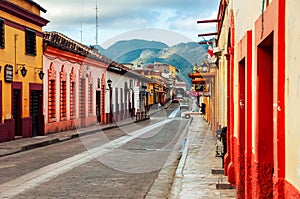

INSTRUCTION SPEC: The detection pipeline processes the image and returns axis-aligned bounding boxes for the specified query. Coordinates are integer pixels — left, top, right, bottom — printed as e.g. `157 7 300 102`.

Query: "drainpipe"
14 33 18 73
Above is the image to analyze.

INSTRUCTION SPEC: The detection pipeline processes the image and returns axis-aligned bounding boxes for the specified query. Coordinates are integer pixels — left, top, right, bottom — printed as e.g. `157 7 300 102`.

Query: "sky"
35 0 219 49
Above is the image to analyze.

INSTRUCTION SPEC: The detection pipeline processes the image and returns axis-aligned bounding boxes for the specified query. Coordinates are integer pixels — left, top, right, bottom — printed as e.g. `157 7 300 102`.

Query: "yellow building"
169 65 178 79
0 0 49 141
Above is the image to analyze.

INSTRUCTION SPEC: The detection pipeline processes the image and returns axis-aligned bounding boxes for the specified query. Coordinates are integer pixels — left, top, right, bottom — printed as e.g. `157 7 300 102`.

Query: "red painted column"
236 60 246 198
245 30 253 199
227 10 236 186
227 46 235 185
224 53 231 176
237 31 253 199
273 0 286 198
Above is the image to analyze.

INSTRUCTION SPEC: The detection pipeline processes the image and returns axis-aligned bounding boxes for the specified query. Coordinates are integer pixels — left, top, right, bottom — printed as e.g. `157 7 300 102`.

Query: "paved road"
0 103 189 198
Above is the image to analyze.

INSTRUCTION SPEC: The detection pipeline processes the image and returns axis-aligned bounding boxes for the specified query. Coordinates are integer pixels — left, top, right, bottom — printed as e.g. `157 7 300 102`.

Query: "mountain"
94 39 207 86
95 39 169 60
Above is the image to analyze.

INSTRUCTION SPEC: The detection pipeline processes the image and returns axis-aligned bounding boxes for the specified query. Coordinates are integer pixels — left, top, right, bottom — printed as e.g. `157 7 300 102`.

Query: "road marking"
0 119 173 198
168 108 180 119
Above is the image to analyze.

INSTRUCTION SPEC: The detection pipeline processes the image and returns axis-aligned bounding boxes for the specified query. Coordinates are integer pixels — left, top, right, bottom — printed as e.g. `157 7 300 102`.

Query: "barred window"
60 80 67 119
48 79 56 120
0 19 4 48
70 81 76 117
70 68 76 118
79 78 86 118
88 83 93 115
60 67 67 120
25 28 36 56
48 64 57 122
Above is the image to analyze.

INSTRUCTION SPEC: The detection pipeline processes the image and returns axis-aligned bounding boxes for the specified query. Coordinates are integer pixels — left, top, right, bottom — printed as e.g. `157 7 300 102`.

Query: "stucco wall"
285 0 300 191
106 71 137 113
43 56 81 123
216 5 229 127
230 0 263 146
0 2 45 121
43 53 106 132
232 0 262 43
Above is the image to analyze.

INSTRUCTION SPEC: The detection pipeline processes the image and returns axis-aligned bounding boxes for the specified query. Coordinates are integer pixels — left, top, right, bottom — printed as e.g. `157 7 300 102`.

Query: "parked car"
180 103 189 110
181 108 202 119
176 94 183 99
179 98 190 110
172 98 180 103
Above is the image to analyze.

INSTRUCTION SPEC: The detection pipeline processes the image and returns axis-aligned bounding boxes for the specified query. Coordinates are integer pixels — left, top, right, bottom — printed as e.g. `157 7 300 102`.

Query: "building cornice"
44 32 111 66
0 0 49 27
44 46 109 69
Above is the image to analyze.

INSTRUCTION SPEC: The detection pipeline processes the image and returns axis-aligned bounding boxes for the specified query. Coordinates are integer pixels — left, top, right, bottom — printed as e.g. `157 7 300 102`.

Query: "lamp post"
141 85 147 113
107 79 112 123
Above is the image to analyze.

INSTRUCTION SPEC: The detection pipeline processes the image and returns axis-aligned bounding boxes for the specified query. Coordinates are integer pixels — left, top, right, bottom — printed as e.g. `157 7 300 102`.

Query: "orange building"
43 32 109 134
0 0 49 141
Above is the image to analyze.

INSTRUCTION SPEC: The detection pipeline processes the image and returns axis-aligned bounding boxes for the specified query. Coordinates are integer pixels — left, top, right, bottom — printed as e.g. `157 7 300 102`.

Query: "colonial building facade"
43 32 109 133
198 0 300 198
0 0 48 141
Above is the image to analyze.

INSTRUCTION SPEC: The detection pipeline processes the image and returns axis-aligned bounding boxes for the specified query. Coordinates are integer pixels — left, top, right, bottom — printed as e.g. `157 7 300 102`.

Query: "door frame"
30 83 44 136
11 82 22 137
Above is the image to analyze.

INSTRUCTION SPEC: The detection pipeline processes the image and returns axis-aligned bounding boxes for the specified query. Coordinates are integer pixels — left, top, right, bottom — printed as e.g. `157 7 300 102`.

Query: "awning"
188 71 216 78
192 80 206 84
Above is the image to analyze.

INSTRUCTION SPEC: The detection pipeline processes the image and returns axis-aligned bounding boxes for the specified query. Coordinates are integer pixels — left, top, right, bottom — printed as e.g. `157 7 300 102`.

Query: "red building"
198 0 300 198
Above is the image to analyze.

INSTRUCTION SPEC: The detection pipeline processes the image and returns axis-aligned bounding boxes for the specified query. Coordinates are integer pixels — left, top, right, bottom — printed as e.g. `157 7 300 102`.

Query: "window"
70 82 76 117
0 19 4 48
60 67 67 120
60 80 67 119
25 28 36 55
79 78 86 118
48 64 56 122
48 79 56 121
70 68 76 118
88 83 93 115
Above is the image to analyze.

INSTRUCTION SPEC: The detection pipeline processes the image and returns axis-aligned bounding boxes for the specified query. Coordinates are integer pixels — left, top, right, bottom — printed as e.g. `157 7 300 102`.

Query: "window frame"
25 28 36 56
0 18 4 49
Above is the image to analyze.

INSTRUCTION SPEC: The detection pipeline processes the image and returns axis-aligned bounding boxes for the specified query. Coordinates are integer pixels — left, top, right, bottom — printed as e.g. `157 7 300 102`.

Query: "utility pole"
95 0 99 45
80 0 83 43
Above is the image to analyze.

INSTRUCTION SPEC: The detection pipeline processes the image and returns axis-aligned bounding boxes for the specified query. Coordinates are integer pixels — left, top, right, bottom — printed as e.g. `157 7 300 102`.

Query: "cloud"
100 28 194 49
36 0 219 46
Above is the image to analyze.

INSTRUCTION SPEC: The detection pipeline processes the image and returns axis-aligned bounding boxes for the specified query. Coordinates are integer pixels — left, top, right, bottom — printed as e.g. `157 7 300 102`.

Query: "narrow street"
0 103 189 198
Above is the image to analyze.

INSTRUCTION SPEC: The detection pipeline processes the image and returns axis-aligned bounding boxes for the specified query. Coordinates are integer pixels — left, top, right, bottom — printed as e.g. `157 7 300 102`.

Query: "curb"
145 113 189 199
21 138 60 151
174 117 192 177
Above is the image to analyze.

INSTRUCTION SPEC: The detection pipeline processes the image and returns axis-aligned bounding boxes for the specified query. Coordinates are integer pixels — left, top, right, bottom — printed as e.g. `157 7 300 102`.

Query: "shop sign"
4 64 13 83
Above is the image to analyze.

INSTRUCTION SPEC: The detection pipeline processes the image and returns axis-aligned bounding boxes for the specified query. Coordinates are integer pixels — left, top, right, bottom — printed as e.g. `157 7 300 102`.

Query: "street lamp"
141 85 147 114
107 79 112 123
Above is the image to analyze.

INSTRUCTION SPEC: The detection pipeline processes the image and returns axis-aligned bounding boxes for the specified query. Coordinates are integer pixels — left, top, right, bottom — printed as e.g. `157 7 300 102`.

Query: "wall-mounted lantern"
35 69 44 80
16 64 27 77
107 79 112 88
20 66 27 77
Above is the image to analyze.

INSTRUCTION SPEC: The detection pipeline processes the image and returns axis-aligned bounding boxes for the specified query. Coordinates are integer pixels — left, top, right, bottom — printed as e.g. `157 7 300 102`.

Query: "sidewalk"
0 101 171 158
168 115 236 199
